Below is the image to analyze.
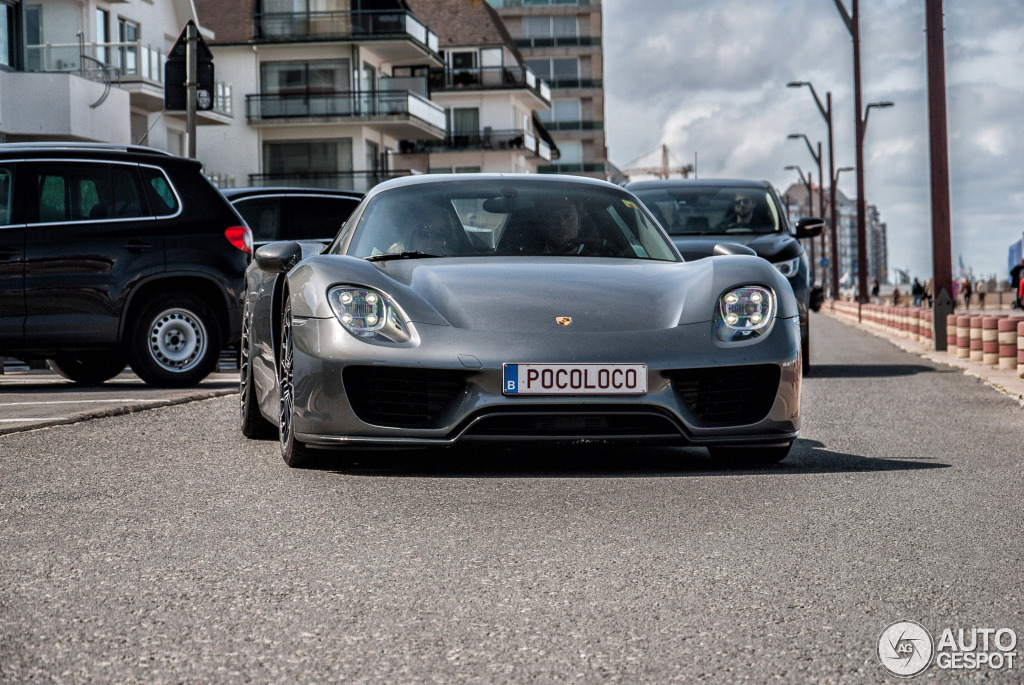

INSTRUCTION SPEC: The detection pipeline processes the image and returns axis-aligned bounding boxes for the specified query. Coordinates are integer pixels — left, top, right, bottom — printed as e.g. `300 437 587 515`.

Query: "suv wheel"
128 295 222 387
48 352 128 386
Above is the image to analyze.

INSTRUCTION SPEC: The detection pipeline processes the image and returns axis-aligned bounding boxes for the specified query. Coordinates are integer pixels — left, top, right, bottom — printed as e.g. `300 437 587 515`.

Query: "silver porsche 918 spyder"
239 174 802 468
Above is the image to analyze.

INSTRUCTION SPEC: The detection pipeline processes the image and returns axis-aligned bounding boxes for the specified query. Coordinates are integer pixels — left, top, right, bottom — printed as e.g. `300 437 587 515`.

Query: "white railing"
407 92 446 130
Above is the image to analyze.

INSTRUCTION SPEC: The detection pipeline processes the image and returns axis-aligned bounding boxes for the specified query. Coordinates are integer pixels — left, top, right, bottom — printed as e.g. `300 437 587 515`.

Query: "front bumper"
285 316 802 449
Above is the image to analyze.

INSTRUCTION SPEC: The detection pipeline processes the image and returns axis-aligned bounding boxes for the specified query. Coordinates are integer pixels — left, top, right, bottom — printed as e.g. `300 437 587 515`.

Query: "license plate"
503 363 647 395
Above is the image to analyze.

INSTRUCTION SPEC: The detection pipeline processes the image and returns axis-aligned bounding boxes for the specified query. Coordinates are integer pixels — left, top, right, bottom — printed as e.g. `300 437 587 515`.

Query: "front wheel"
240 304 276 440
48 352 127 385
278 298 317 468
707 442 792 466
127 295 222 388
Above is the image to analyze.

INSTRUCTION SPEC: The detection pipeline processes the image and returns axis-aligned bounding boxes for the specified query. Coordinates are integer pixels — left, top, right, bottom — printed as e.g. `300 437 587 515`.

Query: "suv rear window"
140 166 180 216
0 167 11 225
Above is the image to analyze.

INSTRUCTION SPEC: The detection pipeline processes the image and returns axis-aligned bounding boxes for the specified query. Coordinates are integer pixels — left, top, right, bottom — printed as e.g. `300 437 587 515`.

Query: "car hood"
673 233 801 263
288 254 798 332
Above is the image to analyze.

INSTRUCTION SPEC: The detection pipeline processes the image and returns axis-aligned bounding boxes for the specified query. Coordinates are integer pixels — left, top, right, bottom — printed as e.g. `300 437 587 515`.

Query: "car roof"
365 172 627 201
221 187 364 200
625 178 771 190
0 141 173 157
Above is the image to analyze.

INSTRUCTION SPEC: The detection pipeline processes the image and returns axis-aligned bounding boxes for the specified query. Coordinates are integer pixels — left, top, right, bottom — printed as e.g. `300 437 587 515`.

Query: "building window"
523 15 577 38
96 9 110 66
539 99 580 123
0 2 15 69
450 107 480 135
261 60 351 94
526 58 578 81
118 18 139 76
264 140 354 188
558 142 582 165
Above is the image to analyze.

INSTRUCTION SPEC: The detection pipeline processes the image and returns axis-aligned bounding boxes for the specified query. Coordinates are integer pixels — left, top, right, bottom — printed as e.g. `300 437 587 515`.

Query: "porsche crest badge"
555 316 572 326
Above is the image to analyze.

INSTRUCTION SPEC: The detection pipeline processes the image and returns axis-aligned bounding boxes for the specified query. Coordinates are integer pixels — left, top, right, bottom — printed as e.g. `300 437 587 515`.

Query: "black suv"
0 143 251 387
221 187 362 248
626 179 823 372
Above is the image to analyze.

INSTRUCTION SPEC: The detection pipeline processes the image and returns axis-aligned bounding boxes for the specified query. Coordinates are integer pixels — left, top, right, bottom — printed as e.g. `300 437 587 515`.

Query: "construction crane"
620 144 695 180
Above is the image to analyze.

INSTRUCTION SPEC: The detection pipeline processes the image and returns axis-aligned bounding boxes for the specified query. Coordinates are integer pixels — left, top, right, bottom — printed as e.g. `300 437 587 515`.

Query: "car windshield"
341 179 678 262
631 185 783 236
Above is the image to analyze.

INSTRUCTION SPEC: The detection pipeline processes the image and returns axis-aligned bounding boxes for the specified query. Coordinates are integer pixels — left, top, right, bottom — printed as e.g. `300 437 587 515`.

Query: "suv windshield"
342 179 678 262
631 185 783 236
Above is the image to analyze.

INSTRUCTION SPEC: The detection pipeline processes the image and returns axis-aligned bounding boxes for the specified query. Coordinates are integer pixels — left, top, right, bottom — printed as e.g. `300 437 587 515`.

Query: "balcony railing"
24 40 233 115
398 128 551 160
487 0 597 7
254 9 439 52
247 170 413 193
246 89 446 130
545 77 603 90
514 36 602 48
427 66 550 102
538 162 605 174
543 119 603 131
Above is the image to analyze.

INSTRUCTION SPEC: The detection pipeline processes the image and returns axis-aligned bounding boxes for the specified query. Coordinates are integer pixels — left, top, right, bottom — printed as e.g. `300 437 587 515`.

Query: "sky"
602 0 1024 283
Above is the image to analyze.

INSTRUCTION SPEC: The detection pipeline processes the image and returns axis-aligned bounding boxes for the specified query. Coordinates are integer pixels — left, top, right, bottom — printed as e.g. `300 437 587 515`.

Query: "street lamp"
787 133 825 284
784 164 816 281
787 80 837 299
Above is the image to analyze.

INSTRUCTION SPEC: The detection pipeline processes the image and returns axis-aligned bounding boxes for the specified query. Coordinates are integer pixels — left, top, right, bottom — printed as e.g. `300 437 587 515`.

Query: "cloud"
605 0 1024 280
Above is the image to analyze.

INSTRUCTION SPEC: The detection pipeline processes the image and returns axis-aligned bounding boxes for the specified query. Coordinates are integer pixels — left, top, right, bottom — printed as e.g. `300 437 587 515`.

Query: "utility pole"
926 0 953 349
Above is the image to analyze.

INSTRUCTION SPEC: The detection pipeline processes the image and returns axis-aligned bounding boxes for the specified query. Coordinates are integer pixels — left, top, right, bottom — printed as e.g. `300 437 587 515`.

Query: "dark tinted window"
282 195 357 240
233 197 281 243
29 163 145 224
0 166 11 225
140 166 179 216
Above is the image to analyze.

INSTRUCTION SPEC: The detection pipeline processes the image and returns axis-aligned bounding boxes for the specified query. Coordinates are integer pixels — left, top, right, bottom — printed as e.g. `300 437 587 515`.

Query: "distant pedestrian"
892 287 901 306
975 278 986 309
924 277 933 307
912 278 924 307
1011 259 1024 309
961 278 973 309
871 278 880 304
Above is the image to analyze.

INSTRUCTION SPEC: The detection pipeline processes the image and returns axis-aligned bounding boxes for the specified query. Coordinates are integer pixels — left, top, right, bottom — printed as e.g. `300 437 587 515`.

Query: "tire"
127 295 222 388
278 297 317 468
707 442 792 466
239 303 276 440
48 352 127 386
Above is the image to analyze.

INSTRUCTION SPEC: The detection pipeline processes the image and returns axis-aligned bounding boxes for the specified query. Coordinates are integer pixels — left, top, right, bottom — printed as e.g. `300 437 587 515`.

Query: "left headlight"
772 256 801 278
328 286 414 344
715 286 776 342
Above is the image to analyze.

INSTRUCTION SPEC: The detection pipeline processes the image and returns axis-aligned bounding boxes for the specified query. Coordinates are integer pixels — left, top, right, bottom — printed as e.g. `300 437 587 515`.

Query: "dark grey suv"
0 143 251 387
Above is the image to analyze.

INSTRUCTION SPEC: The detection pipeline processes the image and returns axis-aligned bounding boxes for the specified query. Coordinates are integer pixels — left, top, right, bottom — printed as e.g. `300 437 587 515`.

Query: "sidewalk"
817 305 1024 405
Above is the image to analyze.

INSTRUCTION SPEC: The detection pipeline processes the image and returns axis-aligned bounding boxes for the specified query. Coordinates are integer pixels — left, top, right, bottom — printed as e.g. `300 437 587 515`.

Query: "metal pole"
852 0 868 306
926 0 953 349
185 22 198 159
826 93 838 300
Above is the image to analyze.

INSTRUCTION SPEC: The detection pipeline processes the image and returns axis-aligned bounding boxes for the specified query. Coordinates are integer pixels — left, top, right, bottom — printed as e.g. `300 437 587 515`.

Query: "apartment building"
193 0 554 191
485 0 606 179
0 0 229 151
393 0 555 175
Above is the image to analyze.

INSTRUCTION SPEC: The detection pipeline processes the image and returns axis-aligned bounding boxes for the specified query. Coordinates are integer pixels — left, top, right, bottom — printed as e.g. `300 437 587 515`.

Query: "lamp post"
787 132 825 286
787 80 837 298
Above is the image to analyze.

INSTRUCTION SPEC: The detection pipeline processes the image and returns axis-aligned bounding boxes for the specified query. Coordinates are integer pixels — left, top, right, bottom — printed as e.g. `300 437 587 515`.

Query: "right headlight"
327 286 414 344
714 286 776 342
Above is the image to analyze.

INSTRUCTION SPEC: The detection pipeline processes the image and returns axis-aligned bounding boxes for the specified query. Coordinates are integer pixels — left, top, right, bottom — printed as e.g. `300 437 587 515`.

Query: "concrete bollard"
910 308 921 341
956 315 972 358
969 316 984 362
921 309 933 342
947 314 958 354
1019 320 1024 378
982 316 1004 366
998 318 1018 370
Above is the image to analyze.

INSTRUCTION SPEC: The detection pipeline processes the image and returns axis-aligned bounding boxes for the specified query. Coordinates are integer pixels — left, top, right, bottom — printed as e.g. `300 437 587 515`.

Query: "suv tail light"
225 226 253 254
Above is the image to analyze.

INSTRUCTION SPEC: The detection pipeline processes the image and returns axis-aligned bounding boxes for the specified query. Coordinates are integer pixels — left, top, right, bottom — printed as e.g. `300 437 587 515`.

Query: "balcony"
427 66 550 105
23 40 232 118
246 90 446 138
397 128 552 161
545 77 603 90
514 36 601 49
543 119 603 132
246 170 414 193
253 9 440 65
538 162 606 174
487 0 598 7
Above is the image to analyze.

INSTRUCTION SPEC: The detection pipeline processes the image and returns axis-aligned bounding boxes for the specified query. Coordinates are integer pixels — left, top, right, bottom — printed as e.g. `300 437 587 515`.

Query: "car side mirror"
713 242 757 257
254 241 303 273
795 217 825 238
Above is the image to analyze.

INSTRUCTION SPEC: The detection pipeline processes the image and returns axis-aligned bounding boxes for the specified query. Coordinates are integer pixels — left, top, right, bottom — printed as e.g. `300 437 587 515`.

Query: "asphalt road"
2 314 1023 683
